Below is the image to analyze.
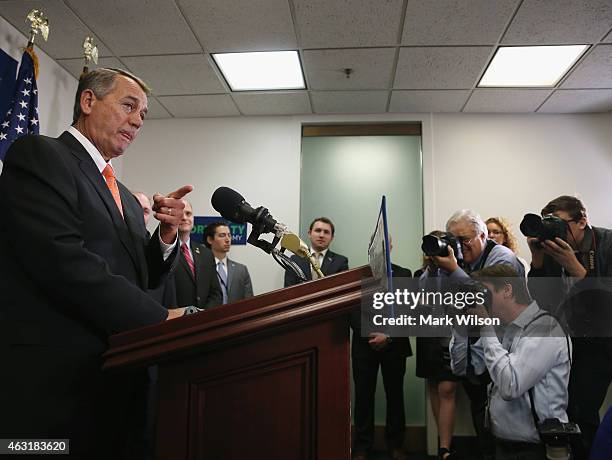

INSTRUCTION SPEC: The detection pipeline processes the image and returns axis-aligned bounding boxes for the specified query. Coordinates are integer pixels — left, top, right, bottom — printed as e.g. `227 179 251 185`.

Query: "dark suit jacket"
350 264 413 357
284 249 349 287
0 132 173 458
171 241 223 308
226 258 254 303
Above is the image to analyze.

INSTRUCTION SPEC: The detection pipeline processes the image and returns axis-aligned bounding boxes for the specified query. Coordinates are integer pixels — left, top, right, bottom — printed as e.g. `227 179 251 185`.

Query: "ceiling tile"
561 45 612 89
389 90 470 112
303 48 395 90
293 0 404 48
65 0 201 56
177 0 296 52
56 57 124 79
310 91 389 113
145 97 172 119
502 0 612 45
232 92 311 115
394 47 492 89
158 94 239 117
121 55 225 96
538 89 612 113
402 0 519 46
1 0 111 59
464 89 550 112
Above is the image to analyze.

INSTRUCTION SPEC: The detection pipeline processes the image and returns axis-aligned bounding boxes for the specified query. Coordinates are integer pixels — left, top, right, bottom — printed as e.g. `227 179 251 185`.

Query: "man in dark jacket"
351 235 412 460
171 201 223 309
527 195 612 459
0 68 189 459
284 217 349 286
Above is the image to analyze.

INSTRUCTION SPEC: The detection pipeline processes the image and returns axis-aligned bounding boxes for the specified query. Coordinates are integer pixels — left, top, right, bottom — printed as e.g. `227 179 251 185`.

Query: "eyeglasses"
458 235 477 246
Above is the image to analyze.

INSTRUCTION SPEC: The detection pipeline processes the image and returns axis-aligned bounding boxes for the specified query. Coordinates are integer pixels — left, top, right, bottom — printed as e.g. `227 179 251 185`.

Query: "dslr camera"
520 213 568 248
538 418 581 460
421 232 464 263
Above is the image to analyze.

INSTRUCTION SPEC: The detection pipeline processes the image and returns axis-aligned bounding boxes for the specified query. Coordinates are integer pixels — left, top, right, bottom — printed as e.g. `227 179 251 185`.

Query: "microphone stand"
245 217 308 282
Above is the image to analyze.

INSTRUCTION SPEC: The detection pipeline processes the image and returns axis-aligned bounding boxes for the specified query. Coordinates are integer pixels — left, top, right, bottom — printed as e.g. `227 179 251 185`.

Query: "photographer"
526 195 612 458
427 210 525 460
416 231 460 460
450 265 572 460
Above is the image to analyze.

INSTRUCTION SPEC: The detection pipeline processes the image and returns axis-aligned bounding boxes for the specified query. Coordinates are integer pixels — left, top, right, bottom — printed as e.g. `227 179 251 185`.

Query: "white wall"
122 112 612 294
122 116 303 295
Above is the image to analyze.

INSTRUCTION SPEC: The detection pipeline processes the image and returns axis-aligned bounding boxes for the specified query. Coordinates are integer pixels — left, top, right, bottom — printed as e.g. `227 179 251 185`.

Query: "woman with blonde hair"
485 217 518 253
486 217 529 274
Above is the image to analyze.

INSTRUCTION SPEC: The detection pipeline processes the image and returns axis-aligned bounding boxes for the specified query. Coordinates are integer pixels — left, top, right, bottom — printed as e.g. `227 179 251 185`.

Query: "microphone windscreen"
281 234 308 258
211 187 245 220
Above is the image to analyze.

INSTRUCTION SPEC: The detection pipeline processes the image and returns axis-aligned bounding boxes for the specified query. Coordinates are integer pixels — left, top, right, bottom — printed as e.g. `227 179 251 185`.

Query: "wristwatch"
183 305 203 316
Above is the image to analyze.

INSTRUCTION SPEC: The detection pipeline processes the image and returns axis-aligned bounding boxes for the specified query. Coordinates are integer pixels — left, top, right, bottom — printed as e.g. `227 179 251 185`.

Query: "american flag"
0 49 39 163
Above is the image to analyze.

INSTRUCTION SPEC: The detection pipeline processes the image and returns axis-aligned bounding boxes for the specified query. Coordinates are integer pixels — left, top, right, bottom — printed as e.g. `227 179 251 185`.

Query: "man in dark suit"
172 201 223 308
284 216 349 286
351 246 413 460
0 68 189 459
204 221 254 304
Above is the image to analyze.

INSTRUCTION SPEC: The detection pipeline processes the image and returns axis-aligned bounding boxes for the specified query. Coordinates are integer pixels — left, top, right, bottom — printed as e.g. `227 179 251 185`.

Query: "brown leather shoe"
352 452 368 460
389 448 409 460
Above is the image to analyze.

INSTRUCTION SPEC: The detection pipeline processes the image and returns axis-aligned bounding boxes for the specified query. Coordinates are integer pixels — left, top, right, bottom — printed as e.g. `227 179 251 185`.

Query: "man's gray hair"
446 209 488 237
72 68 151 124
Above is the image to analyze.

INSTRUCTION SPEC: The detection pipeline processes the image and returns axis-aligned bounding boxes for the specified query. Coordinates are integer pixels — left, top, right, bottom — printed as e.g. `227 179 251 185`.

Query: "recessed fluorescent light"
212 51 306 91
478 45 588 87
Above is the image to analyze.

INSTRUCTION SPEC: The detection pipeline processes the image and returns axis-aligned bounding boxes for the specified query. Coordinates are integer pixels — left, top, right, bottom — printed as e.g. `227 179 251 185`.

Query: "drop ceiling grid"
1 0 612 116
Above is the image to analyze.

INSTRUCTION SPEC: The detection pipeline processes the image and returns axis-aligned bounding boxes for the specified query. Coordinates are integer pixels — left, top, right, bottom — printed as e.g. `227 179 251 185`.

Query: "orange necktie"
102 164 123 217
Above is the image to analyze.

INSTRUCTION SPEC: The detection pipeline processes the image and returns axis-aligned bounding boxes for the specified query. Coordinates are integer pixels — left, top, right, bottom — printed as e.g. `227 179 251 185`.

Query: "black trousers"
462 379 495 460
352 345 407 453
567 340 612 460
495 439 546 460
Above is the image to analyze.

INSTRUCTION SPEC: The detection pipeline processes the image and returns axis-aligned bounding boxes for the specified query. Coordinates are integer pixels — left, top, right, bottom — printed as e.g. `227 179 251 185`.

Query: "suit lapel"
298 256 312 280
321 250 334 275
61 132 142 277
119 184 147 287
191 242 202 281
226 259 234 292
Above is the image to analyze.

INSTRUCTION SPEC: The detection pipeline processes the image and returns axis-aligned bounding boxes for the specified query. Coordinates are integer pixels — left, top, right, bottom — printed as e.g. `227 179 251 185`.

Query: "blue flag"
0 49 39 162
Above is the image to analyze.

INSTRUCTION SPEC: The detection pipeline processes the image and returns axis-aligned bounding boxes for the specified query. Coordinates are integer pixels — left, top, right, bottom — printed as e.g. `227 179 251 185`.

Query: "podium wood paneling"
104 265 371 460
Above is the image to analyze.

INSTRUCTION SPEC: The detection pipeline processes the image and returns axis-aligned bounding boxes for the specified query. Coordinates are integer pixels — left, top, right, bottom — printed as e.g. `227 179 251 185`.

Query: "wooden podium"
104 266 371 460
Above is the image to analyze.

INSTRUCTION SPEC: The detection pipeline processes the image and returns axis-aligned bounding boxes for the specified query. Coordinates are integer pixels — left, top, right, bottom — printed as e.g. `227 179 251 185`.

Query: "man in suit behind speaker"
284 216 349 286
204 221 254 304
172 201 223 308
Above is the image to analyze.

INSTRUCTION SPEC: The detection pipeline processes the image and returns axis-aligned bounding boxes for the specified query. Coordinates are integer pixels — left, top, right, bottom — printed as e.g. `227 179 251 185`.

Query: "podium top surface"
103 265 372 371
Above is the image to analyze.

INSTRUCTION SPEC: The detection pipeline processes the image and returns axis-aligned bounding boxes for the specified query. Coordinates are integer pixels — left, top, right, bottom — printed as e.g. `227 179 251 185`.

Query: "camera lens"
422 235 448 256
520 213 544 238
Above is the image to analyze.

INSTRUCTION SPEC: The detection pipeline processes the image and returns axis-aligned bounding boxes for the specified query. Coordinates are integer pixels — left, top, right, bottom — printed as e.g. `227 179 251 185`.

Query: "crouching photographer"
450 265 574 460
425 210 525 460
523 195 612 459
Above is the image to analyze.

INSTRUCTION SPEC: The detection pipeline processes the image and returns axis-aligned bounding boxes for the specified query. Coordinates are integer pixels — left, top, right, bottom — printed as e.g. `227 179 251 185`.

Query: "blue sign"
192 216 248 245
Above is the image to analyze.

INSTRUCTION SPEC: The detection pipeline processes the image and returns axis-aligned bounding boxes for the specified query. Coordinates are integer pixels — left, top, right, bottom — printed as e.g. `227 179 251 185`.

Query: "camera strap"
471 240 498 272
524 311 571 441
464 240 497 383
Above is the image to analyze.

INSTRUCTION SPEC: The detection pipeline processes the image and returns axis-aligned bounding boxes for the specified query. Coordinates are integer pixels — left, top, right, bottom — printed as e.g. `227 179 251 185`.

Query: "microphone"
281 234 325 279
211 187 318 281
280 233 309 258
211 187 285 234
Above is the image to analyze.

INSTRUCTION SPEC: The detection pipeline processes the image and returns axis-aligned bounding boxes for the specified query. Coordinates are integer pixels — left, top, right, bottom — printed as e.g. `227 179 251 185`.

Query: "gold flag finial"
83 37 99 66
26 9 50 47
81 37 99 77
